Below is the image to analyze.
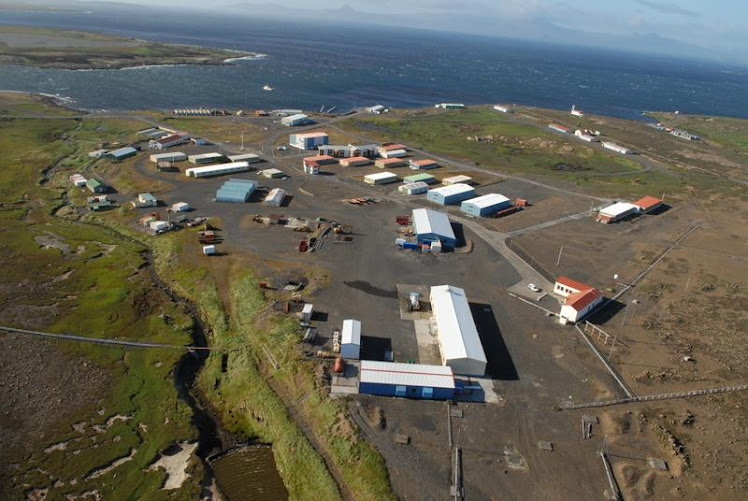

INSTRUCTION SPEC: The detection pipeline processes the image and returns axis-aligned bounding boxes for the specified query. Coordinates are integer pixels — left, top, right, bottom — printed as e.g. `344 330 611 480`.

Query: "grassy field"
0 115 201 499
0 92 80 116
341 107 743 200
0 25 257 69
648 112 748 154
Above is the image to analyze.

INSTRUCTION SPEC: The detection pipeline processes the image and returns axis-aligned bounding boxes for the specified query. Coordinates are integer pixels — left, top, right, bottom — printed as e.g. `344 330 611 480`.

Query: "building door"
422 387 434 399
395 386 406 397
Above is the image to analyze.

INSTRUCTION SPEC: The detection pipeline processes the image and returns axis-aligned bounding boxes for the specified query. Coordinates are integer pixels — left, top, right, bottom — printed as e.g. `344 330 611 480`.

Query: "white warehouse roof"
430 285 487 376
228 153 260 162
184 161 250 178
342 319 361 346
464 193 510 209
412 208 455 240
365 172 398 182
189 152 224 161
442 175 473 185
359 361 455 389
600 202 638 217
428 183 474 197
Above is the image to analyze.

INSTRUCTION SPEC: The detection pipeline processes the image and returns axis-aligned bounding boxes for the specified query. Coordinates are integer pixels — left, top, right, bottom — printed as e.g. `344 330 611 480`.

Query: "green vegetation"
0 25 257 69
648 112 748 154
0 115 199 499
343 108 644 178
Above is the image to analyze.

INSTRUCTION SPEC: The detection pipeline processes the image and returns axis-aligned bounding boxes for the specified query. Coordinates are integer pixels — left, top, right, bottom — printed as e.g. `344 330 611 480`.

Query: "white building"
227 153 261 163
131 193 157 208
88 149 108 158
184 162 251 178
171 202 190 212
281 113 312 126
429 285 487 376
341 319 361 360
493 105 513 113
570 104 585 117
264 188 286 207
574 130 599 142
554 276 604 324
442 175 473 185
365 172 398 185
260 168 285 179
188 152 225 164
150 152 187 163
301 304 314 322
602 141 632 155
596 202 638 224
368 105 385 114
378 144 408 158
398 181 429 195
69 173 87 187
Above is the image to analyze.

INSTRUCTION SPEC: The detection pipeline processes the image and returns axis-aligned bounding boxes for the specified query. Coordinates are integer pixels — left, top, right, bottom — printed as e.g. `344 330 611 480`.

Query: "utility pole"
556 246 563 267
240 130 245 151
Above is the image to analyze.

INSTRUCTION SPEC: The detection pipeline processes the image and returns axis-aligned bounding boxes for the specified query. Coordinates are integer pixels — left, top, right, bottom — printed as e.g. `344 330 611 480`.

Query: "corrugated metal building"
375 158 407 169
215 178 256 203
403 173 436 184
409 159 438 170
358 361 456 400
227 153 261 163
188 152 225 164
426 183 476 205
86 178 107 193
105 147 137 161
281 113 312 126
260 168 285 178
150 152 187 163
412 208 456 248
442 175 473 185
185 162 251 178
264 188 286 207
460 193 511 217
364 172 398 185
398 181 429 195
429 285 487 376
341 319 361 360
339 156 371 167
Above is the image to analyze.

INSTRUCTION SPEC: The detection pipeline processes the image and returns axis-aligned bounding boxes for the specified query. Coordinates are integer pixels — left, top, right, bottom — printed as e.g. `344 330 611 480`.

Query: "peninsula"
0 25 261 70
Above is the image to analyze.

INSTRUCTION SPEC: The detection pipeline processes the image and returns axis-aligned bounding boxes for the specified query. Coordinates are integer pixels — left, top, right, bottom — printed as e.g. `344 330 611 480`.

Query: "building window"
395 386 406 397
422 387 434 399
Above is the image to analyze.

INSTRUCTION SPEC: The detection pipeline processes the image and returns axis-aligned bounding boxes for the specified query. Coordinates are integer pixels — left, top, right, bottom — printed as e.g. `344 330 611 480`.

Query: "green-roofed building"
86 178 108 194
403 173 436 184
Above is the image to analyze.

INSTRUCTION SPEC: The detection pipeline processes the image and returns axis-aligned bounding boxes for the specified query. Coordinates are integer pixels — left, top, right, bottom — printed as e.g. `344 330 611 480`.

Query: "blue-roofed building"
215 178 256 203
105 146 137 161
358 361 455 400
412 208 456 248
460 193 512 217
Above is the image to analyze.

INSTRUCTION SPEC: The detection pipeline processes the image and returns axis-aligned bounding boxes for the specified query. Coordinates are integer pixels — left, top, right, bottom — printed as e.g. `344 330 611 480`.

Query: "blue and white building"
412 208 456 248
426 183 476 205
358 361 456 400
460 193 512 217
289 132 329 150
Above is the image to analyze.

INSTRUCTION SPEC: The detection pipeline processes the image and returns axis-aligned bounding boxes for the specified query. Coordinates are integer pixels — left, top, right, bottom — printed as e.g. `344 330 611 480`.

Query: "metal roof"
404 173 435 183
365 172 397 181
412 208 455 240
399 181 429 192
443 175 473 184
185 162 250 177
600 202 638 217
108 147 136 157
228 153 260 162
360 361 455 389
429 285 487 365
189 152 224 160
342 319 361 346
428 183 475 197
463 193 509 209
293 132 328 138
265 188 286 203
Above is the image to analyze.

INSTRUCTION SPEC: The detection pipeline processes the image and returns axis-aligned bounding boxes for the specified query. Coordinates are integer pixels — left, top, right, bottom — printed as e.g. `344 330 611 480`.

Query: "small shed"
301 304 314 322
597 202 638 223
341 319 361 360
203 245 216 255
86 178 107 194
171 202 190 212
264 188 286 207
442 175 473 185
261 168 285 179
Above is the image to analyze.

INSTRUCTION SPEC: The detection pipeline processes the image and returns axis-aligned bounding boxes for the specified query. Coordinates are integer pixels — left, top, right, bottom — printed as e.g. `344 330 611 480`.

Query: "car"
528 283 541 292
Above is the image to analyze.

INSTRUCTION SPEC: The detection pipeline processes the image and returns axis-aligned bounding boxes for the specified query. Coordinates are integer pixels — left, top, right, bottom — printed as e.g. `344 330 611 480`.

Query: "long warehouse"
358 361 456 400
185 161 251 178
412 208 456 248
427 183 476 205
429 285 487 376
460 193 511 217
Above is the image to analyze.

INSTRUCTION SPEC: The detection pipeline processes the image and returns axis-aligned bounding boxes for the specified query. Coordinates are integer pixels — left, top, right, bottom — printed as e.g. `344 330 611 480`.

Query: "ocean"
1 6 747 119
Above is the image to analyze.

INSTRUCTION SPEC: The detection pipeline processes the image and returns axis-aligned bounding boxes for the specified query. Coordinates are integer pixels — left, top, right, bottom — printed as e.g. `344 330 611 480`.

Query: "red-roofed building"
339 156 371 167
151 133 190 150
554 276 604 323
633 196 664 213
302 154 336 174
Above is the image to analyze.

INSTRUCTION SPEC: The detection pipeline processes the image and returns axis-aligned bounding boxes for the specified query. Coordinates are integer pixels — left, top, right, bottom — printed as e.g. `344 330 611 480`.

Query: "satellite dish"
613 274 619 280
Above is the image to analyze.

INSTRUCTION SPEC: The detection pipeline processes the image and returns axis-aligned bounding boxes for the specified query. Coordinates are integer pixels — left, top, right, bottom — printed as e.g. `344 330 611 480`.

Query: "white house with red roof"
633 195 664 214
554 276 604 324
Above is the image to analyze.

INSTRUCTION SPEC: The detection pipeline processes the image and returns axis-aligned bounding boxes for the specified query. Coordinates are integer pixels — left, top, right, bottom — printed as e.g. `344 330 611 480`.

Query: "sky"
76 0 748 63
